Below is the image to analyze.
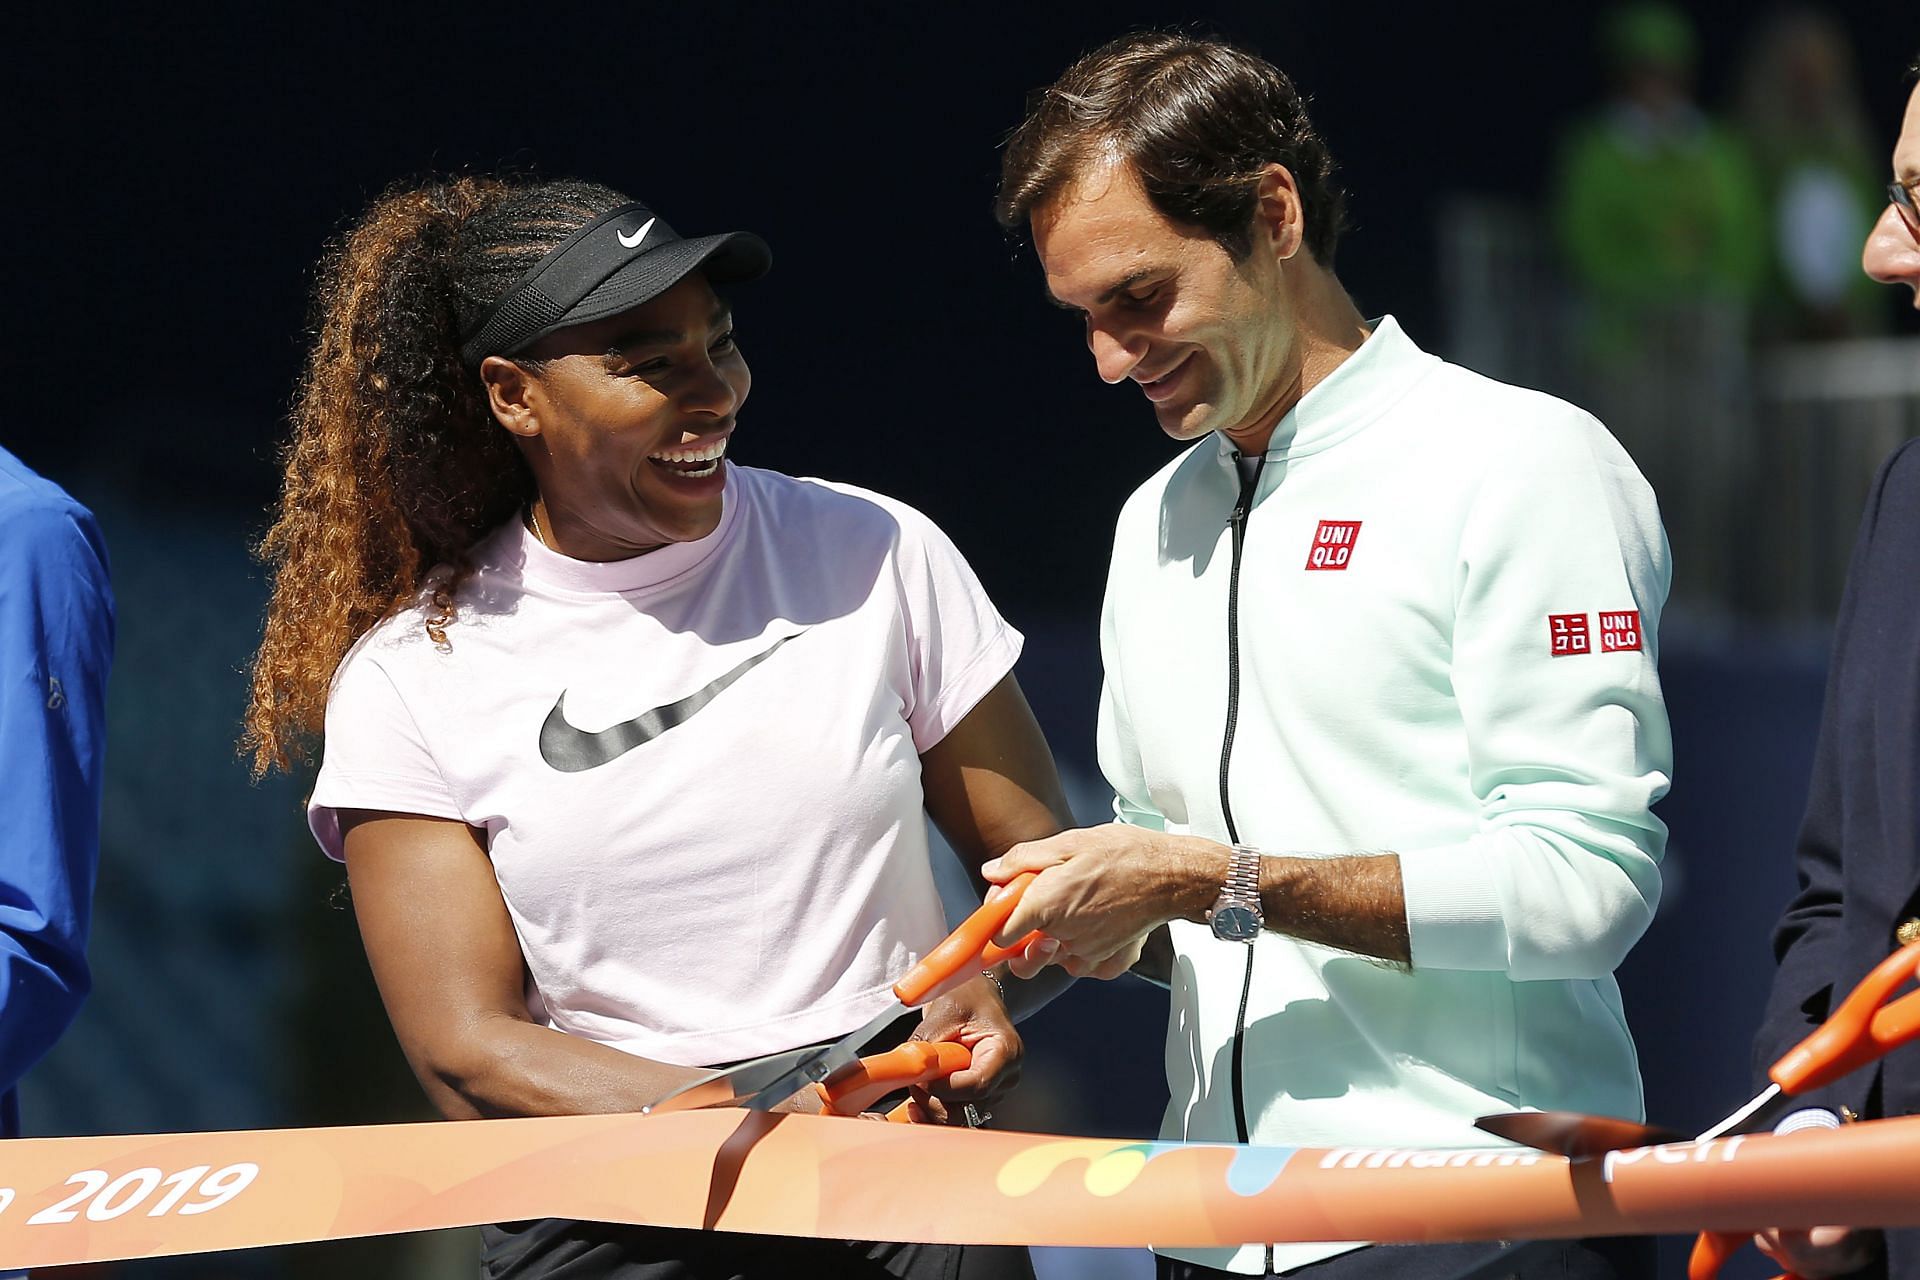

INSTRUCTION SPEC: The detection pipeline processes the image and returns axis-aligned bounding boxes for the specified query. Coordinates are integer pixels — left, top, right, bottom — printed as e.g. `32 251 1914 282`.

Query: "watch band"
1227 844 1262 909
1208 843 1265 942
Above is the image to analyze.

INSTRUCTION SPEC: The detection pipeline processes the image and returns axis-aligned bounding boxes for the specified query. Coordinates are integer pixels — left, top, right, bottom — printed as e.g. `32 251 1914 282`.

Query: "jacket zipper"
1220 451 1270 1272
1218 452 1265 852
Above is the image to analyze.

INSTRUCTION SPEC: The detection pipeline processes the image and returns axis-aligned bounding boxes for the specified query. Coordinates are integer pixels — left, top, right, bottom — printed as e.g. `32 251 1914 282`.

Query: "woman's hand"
906 974 1022 1123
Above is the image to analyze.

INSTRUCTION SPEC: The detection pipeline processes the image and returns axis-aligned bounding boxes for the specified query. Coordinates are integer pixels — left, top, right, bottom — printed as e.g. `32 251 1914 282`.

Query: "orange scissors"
1686 937 1920 1280
643 875 1042 1120
1464 939 1920 1280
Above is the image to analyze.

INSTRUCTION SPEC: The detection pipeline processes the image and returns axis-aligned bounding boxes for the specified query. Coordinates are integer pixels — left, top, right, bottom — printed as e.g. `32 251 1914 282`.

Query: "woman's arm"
905 674 1071 1112
918 675 1149 1002
340 677 1072 1122
922 674 1156 988
919 673 1073 880
339 809 818 1120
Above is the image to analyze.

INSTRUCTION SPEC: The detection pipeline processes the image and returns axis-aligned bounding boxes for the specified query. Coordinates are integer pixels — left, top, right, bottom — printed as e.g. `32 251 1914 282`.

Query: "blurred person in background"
987 31 1670 1280
1553 2 1768 358
1733 7 1889 343
1748 64 1920 1280
1551 2 1769 611
0 450 113 1132
244 175 1068 1280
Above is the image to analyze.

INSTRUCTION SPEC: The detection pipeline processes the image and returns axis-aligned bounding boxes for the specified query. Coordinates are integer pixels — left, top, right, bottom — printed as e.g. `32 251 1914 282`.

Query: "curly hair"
243 175 629 776
996 30 1348 265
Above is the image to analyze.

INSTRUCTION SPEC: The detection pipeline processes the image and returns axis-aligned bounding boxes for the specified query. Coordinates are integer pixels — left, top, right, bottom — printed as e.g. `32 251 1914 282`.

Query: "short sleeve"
886 503 1023 754
307 643 464 860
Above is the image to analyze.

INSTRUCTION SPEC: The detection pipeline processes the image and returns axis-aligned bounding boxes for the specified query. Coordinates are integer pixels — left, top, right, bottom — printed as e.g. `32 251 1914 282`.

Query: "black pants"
480 1219 1036 1280
1155 1235 1658 1279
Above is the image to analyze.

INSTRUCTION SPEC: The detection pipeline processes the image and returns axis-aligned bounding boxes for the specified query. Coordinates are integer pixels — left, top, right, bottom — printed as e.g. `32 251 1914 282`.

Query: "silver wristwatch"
1207 844 1265 943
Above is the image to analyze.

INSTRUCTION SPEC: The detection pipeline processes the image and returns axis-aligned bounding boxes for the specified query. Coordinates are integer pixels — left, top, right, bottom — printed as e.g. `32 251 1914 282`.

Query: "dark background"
9 3 1920 1277
15 0 1915 619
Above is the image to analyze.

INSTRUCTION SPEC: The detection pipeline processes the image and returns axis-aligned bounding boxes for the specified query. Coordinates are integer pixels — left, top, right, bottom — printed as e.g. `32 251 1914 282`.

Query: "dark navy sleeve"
1752 439 1920 1111
0 495 114 1134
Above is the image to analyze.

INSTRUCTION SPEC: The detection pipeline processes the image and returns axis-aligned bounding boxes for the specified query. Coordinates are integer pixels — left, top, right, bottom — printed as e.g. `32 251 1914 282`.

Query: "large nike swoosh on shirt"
538 632 801 773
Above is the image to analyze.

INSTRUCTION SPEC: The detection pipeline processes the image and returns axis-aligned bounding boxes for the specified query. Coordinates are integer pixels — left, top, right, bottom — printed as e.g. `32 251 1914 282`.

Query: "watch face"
1211 905 1261 943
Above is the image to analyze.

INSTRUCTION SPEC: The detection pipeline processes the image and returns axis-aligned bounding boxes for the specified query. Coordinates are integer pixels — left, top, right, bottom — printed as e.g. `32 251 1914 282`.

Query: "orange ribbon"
0 1111 1916 1269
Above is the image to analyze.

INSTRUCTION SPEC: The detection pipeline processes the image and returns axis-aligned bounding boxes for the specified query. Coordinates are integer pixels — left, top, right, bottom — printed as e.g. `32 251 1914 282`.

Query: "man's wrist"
1166 835 1236 922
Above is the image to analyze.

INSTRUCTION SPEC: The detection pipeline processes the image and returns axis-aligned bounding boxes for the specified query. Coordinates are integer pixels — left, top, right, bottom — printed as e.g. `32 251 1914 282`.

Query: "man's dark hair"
996 30 1347 264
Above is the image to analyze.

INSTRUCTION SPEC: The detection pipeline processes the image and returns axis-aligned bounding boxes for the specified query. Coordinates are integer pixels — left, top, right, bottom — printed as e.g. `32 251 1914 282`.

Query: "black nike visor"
459 201 771 367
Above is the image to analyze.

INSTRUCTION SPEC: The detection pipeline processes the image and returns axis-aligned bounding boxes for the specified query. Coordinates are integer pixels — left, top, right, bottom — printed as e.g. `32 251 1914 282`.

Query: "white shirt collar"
494 469 742 597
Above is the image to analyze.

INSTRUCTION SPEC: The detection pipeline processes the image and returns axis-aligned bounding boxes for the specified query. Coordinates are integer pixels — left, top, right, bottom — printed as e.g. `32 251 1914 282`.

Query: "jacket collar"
1214 314 1440 466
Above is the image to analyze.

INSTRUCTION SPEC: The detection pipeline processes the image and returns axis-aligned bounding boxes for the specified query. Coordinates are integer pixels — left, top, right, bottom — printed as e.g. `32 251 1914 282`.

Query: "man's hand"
1752 1225 1880 1278
992 930 1151 982
909 975 1022 1122
982 825 1214 979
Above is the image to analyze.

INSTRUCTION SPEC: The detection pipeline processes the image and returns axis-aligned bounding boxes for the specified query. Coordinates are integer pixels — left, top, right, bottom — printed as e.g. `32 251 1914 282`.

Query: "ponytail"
244 175 626 776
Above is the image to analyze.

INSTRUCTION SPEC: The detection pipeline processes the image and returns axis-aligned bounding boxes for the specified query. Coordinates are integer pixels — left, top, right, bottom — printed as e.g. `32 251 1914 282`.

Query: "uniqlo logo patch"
1598 610 1643 653
1547 613 1590 656
1304 520 1362 571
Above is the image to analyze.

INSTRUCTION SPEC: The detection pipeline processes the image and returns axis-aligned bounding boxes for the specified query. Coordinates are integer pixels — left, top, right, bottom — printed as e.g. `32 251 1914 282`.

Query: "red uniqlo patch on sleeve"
1304 520 1362 571
1598 610 1643 653
1547 613 1590 656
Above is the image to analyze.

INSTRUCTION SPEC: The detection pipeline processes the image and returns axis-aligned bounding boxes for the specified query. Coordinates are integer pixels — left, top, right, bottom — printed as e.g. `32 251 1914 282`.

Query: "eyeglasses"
1891 177 1920 245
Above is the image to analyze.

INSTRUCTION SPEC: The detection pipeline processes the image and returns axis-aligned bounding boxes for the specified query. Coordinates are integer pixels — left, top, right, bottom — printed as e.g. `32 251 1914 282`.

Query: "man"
0 445 113 1140
983 32 1671 1278
1549 3 1765 610
1552 2 1767 348
1747 69 1920 1280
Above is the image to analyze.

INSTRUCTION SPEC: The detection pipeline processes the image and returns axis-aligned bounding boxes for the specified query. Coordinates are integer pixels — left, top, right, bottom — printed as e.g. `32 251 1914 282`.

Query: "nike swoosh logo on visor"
539 632 799 773
616 217 657 250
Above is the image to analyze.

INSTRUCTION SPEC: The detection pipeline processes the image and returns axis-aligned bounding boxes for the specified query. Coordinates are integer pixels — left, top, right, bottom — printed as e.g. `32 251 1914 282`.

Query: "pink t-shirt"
308 466 1022 1066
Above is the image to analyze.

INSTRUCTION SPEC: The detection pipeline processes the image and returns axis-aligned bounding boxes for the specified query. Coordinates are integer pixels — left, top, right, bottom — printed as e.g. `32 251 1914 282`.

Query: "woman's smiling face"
486 273 749 559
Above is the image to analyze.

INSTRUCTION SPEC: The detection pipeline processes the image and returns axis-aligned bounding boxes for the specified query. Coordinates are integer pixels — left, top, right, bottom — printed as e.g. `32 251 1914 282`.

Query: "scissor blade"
740 1000 908 1112
1474 1110 1683 1158
641 1042 834 1115
738 1043 861 1113
1694 1081 1784 1143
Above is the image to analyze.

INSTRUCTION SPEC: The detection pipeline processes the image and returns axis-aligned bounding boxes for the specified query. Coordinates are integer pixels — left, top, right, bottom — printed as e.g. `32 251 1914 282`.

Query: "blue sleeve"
0 497 114 1117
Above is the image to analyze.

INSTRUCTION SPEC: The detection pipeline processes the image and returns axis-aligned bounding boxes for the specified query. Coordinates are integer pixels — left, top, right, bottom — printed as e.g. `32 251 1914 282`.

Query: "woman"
243 176 1065 1279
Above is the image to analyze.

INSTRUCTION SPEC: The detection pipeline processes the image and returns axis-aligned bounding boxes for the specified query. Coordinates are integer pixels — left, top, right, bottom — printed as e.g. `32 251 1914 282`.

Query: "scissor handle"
1687 1229 1743 1280
982 928 1048 969
1686 1228 1799 1280
892 874 1044 1007
1872 984 1920 1052
813 1040 972 1117
1771 939 1920 1094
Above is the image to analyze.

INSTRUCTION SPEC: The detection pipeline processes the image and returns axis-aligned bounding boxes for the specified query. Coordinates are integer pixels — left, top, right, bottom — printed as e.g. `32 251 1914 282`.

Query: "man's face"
1031 157 1300 453
1863 82 1920 305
